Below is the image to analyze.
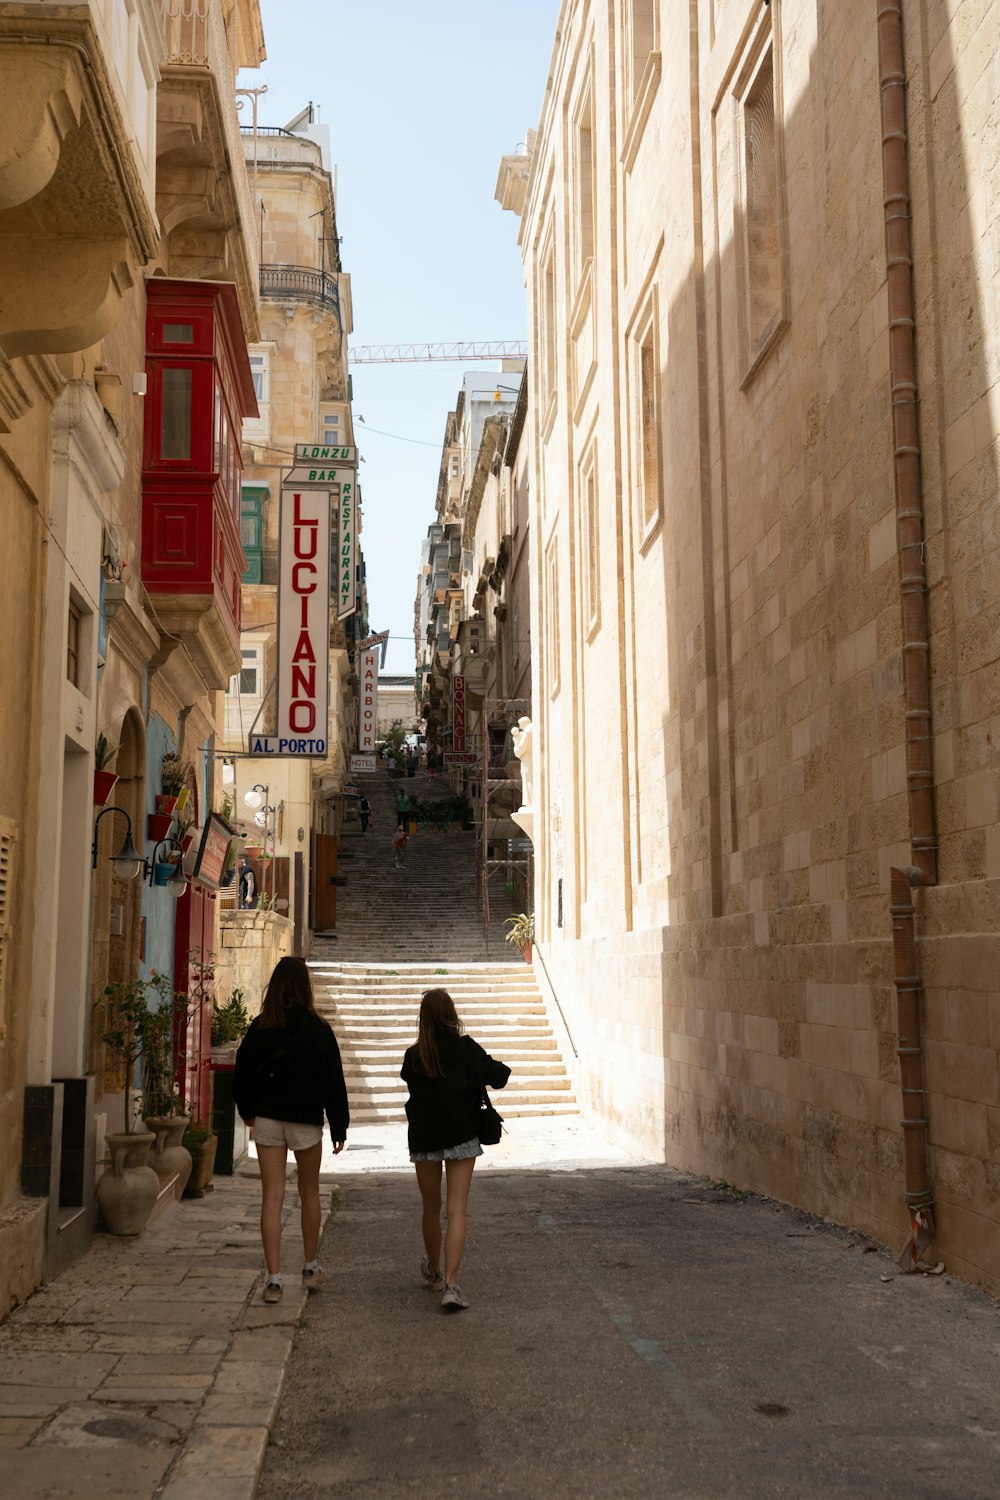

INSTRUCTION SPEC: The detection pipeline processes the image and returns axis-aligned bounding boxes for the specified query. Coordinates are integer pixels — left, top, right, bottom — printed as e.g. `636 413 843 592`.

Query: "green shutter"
240 486 266 584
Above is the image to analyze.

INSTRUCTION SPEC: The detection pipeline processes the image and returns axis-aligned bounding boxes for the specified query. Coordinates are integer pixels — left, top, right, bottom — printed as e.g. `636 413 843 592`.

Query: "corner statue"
510 716 534 842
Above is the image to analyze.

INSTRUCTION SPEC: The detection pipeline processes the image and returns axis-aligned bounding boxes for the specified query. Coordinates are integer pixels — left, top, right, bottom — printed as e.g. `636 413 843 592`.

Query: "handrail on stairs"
531 940 578 1059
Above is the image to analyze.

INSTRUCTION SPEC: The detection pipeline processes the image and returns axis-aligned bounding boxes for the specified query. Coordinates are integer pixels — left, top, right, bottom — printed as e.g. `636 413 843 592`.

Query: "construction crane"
348 340 527 365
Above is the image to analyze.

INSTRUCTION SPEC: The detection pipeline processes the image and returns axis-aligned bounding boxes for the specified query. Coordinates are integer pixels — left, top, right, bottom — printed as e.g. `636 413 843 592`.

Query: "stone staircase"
308 768 577 1126
311 963 578 1125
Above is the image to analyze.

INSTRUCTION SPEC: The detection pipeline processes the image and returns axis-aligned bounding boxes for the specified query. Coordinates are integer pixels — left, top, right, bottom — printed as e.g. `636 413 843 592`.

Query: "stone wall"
217 910 292 1014
516 0 1000 1291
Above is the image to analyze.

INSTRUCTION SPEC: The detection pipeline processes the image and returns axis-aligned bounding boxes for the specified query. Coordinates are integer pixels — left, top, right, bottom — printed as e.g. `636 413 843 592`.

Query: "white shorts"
253 1116 323 1150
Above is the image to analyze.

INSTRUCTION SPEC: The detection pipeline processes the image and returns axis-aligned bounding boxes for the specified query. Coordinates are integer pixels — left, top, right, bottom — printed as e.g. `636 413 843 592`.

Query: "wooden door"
313 833 338 932
173 881 215 1126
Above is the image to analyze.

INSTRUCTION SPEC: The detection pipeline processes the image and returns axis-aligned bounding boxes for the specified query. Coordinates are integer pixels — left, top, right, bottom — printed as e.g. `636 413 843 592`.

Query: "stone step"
350 1100 580 1124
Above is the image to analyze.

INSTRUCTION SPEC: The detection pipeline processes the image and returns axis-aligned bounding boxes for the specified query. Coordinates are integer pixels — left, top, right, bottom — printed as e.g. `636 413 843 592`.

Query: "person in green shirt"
396 792 411 829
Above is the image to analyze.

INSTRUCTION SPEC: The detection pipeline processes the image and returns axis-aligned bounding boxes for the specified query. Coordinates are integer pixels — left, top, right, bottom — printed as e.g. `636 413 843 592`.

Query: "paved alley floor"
259 1162 1000 1500
0 1174 326 1500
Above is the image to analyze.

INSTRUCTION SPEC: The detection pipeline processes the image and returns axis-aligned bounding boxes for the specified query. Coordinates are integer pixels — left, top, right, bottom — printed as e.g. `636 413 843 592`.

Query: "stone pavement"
0 1171 328 1500
260 1155 1000 1500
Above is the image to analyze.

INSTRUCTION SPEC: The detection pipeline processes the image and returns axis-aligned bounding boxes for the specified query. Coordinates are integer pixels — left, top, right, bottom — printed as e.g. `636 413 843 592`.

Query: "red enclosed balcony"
142 279 258 689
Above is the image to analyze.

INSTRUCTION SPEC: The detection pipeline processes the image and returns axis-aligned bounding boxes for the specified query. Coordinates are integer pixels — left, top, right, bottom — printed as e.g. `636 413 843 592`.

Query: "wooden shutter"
0 816 17 1042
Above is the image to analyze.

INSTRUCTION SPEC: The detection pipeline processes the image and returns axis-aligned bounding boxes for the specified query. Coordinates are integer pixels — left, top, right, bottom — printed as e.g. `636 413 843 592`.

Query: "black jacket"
234 1006 349 1142
401 1033 510 1152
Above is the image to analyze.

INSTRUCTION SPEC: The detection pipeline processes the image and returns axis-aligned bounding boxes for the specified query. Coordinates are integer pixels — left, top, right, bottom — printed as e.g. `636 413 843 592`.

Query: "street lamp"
244 783 273 905
91 806 144 880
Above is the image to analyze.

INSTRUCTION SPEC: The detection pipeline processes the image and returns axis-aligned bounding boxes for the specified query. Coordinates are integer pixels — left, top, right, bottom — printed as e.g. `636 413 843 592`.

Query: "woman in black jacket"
234 957 349 1304
401 988 510 1312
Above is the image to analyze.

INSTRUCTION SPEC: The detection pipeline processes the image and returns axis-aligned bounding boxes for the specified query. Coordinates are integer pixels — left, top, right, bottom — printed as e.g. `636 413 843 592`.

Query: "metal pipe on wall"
877 0 938 1269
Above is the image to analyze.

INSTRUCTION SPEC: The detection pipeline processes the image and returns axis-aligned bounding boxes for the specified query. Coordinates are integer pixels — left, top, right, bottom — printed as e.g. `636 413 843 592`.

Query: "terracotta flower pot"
94 769 119 806
184 1133 218 1198
96 1131 159 1237
147 811 174 842
144 1114 193 1201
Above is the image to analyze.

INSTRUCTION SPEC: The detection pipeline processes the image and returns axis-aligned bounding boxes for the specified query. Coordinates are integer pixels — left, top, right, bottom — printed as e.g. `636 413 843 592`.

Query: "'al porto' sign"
273 487 330 757
337 477 357 620
358 648 379 752
452 673 467 753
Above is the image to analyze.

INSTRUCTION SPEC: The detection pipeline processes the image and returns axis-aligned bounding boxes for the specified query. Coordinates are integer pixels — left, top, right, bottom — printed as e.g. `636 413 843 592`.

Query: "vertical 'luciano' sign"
269 487 331 757
358 647 379 751
337 477 357 620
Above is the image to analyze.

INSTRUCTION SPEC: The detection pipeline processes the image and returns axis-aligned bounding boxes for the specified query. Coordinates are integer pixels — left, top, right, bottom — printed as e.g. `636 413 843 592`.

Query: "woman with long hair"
401 988 510 1312
234 956 349 1304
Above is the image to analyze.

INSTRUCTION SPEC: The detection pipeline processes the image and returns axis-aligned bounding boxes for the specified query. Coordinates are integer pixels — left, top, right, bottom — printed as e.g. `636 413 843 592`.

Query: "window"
736 40 787 372
161 367 192 459
240 486 266 584
321 411 341 447
67 600 82 686
229 646 262 698
544 532 560 698
249 351 269 404
629 0 656 108
243 348 271 444
631 290 664 546
539 229 558 423
580 445 600 638
163 323 193 343
575 85 595 276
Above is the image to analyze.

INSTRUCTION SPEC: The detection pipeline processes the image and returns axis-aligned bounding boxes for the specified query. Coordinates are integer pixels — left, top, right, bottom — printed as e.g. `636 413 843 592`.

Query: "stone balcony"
157 0 263 341
0 1 163 357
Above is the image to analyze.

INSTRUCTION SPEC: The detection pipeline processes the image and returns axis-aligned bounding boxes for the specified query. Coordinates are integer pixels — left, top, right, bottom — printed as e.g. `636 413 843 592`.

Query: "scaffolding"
476 696 532 953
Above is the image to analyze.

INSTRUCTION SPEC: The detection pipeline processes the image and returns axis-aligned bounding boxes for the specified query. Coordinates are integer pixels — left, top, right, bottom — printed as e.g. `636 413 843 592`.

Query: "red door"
173 881 216 1126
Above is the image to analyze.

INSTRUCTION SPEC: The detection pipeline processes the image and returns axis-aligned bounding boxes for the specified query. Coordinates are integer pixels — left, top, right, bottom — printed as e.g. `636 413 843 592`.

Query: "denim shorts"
410 1137 483 1163
253 1117 323 1150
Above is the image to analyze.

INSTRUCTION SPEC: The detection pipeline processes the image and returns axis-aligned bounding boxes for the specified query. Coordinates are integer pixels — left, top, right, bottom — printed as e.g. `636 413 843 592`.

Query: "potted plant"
503 911 535 964
182 1121 219 1197
157 753 187 815
211 986 250 1064
98 979 163 1235
137 970 193 1200
94 733 119 806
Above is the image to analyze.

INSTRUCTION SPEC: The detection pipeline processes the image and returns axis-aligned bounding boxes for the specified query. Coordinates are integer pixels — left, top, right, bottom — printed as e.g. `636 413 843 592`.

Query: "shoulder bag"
477 1089 504 1147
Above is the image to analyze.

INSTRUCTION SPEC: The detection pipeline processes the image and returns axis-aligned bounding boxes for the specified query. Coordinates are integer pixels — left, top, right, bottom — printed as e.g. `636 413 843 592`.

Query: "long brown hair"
258 956 317 1030
415 988 463 1077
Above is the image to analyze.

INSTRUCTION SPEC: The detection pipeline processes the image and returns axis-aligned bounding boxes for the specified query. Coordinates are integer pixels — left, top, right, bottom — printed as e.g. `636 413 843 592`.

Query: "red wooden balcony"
142 279 258 689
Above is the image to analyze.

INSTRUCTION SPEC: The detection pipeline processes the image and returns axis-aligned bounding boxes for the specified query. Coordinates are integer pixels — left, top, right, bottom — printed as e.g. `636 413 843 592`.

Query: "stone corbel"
0 237 137 360
0 53 83 211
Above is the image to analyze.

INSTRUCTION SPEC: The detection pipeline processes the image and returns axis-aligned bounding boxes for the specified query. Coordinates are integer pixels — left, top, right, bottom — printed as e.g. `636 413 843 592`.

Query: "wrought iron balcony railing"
259 264 340 319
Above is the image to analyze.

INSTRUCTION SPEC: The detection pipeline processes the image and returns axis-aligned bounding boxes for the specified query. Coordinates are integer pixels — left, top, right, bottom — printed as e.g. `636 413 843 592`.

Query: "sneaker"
420 1257 444 1292
302 1265 326 1292
440 1283 469 1313
262 1279 283 1304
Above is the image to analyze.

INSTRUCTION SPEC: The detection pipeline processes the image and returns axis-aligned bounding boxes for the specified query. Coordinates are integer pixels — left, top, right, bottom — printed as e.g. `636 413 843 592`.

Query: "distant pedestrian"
393 826 408 868
239 857 256 910
233 957 349 1305
396 791 411 828
401 989 510 1312
359 796 371 833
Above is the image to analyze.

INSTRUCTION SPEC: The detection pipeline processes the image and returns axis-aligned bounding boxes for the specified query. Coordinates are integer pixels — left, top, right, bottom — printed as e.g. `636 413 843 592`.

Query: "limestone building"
0 0 266 1313
501 0 1000 1290
222 105 359 954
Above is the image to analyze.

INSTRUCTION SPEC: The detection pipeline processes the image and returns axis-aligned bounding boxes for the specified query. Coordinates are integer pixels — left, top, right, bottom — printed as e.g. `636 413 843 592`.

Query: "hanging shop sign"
452 673 467 753
192 814 236 890
267 485 331 758
358 627 390 667
337 476 357 619
443 751 480 766
358 647 379 752
294 443 358 464
350 754 377 774
282 464 353 486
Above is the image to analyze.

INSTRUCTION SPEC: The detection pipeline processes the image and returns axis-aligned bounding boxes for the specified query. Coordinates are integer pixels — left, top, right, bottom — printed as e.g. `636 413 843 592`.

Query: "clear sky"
241 0 560 674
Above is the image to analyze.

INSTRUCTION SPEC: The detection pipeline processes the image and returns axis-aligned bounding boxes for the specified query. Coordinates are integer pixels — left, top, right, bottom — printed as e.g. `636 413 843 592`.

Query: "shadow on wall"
652 1 999 1287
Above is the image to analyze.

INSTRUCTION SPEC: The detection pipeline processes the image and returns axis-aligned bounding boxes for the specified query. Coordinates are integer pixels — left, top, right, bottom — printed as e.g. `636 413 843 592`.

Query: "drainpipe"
877 1 938 1270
